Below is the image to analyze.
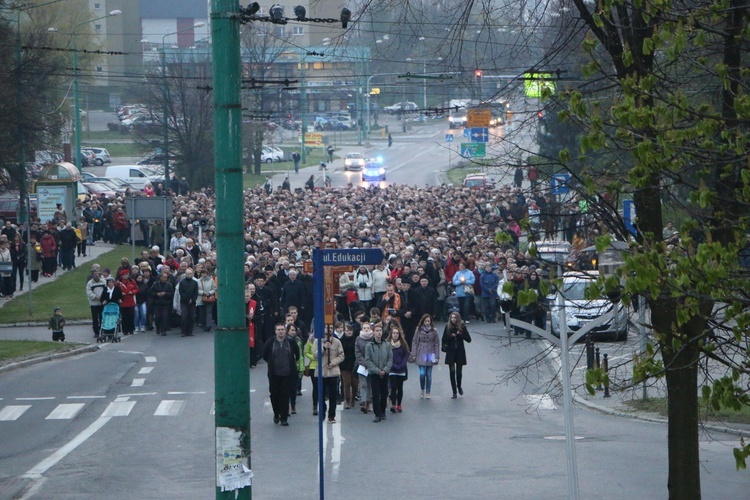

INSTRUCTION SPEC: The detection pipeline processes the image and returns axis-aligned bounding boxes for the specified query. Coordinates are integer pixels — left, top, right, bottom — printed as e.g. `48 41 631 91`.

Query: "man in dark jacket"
263 323 300 426
178 269 199 336
150 273 174 335
412 277 439 322
58 222 78 271
280 269 306 314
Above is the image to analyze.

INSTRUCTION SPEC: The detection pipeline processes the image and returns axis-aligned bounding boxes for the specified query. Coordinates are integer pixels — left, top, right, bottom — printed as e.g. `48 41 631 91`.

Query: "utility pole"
300 51 306 163
210 0 251 497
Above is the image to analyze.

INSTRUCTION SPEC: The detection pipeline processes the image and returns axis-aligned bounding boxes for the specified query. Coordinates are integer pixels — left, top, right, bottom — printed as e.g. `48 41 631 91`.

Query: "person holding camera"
312 325 345 423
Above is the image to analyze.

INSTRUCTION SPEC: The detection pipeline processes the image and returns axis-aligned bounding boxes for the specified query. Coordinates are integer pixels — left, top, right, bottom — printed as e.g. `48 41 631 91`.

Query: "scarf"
389 339 401 350
360 329 373 341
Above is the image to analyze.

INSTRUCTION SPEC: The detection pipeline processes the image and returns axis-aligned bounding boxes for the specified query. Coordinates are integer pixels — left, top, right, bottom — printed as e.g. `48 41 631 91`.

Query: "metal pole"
27 195 33 317
638 294 647 400
422 61 427 111
73 44 82 172
211 0 250 497
557 293 580 499
300 53 306 163
161 46 170 190
312 248 325 499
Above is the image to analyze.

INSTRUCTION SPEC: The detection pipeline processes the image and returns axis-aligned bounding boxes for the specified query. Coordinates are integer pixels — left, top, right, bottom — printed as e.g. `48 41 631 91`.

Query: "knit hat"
53 307 60 312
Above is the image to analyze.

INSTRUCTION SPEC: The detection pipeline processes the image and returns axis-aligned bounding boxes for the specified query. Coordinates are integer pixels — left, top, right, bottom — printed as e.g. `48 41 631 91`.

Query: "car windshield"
464 179 484 187
346 154 363 159
563 281 593 301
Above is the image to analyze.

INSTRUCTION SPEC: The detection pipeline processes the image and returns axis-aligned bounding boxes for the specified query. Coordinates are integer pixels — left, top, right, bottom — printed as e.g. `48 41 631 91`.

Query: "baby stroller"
99 302 122 343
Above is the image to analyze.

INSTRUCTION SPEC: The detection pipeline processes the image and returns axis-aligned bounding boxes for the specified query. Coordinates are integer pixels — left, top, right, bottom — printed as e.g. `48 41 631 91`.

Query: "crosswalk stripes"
46 403 85 420
101 400 136 417
0 405 31 421
154 400 186 417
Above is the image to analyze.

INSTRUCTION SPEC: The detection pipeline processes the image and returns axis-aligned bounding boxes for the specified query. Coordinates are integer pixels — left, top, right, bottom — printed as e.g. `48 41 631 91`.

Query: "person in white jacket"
354 266 373 311
371 263 389 306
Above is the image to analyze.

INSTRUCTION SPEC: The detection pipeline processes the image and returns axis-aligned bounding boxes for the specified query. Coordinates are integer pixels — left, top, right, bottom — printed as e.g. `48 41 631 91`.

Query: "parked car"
328 118 352 130
104 165 162 190
549 270 628 341
137 153 176 166
0 193 37 224
83 182 117 199
96 177 138 191
261 146 283 163
362 157 387 182
384 102 418 114
344 152 366 171
462 173 495 189
81 147 111 166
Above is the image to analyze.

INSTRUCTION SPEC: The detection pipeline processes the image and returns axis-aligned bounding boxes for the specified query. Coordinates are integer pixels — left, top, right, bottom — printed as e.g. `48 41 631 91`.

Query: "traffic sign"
460 143 486 158
321 248 385 266
550 173 570 195
463 128 471 138
370 87 380 95
466 108 491 127
623 200 637 236
469 127 489 143
445 134 454 142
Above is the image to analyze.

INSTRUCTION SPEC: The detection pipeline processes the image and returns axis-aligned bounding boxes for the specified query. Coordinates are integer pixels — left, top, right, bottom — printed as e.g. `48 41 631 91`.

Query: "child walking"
49 307 65 342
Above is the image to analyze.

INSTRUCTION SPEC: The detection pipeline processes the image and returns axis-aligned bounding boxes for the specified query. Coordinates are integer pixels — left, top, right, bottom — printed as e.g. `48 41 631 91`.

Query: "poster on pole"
36 185 67 223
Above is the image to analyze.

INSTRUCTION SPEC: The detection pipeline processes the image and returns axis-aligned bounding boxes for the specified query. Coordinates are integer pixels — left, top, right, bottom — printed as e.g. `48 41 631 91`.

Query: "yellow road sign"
466 108 492 128
304 132 324 146
369 88 380 95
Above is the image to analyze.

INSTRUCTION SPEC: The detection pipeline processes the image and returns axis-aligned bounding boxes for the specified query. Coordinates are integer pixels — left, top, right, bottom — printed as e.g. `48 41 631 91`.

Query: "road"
0 321 746 499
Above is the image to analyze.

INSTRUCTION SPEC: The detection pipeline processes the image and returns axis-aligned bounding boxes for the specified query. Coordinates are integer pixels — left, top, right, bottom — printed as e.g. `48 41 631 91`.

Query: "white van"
104 165 162 190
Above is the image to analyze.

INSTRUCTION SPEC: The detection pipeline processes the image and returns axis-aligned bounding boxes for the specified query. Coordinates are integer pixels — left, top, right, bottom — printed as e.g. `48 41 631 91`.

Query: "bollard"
595 347 603 390
586 335 595 370
603 353 611 398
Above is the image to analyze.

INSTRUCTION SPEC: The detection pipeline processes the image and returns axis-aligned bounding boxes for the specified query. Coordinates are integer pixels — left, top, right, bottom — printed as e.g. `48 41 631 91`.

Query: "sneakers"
328 418 336 424
425 392 431 399
372 416 382 423
397 405 402 412
420 390 425 399
390 405 396 413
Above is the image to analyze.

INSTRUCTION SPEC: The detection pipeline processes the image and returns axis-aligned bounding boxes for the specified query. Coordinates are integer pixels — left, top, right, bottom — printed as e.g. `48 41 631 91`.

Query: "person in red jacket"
118 272 138 335
39 230 58 277
113 208 128 245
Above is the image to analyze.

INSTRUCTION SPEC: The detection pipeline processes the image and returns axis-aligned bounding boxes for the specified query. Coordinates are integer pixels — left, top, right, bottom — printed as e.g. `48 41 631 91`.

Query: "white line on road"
46 403 86 420
144 356 157 363
101 401 136 417
0 405 32 421
131 378 145 387
22 416 112 479
331 413 343 481
16 397 55 401
117 392 157 398
67 395 106 399
117 351 143 355
138 367 154 374
210 403 215 415
154 400 186 417
167 391 206 395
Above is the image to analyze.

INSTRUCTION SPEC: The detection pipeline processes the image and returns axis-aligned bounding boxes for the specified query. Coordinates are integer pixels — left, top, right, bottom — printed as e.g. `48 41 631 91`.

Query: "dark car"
0 193 37 224
137 153 176 166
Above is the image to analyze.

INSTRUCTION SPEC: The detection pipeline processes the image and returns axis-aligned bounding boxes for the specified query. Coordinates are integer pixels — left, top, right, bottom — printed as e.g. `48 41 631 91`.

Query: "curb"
0 344 100 374
0 320 91 329
573 392 750 438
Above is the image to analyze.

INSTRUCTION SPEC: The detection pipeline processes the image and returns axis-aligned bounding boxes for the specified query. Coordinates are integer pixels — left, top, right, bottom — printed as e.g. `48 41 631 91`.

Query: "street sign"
466 108 492 127
623 200 637 236
304 132 323 145
460 143 486 158
550 173 570 195
524 73 556 98
321 248 384 266
369 87 380 95
469 127 489 143
463 128 471 138
445 134 454 142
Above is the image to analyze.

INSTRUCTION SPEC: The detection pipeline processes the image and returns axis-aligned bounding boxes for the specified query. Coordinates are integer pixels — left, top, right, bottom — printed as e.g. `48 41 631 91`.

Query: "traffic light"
474 69 483 78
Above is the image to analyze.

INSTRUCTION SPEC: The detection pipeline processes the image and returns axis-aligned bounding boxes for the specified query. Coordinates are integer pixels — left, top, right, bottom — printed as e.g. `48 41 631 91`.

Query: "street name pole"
211 0 251 497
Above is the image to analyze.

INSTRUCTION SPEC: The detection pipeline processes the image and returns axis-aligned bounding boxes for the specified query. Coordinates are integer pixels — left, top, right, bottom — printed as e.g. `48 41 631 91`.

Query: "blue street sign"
321 248 385 266
445 133 454 142
463 128 471 138
460 143 486 158
550 173 570 195
469 127 489 143
623 200 637 236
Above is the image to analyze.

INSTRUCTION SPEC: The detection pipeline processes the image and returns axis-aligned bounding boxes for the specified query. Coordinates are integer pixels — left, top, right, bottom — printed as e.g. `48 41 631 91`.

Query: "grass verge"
0 340 80 365
0 246 147 322
446 166 481 185
624 397 750 425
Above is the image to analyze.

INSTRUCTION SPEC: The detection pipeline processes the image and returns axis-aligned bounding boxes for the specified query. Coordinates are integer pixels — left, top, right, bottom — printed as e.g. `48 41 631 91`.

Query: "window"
96 66 103 73
312 62 323 70
94 3 101 9
94 24 102 32
293 27 304 35
274 26 285 37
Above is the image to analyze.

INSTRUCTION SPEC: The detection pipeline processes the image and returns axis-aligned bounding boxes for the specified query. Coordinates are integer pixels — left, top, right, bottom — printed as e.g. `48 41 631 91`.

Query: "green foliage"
585 367 610 396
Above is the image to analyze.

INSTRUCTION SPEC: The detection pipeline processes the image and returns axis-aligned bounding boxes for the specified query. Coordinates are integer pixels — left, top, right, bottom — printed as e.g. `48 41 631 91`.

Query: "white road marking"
16 397 55 401
23 416 112 480
0 405 32 421
117 392 156 398
210 403 215 415
67 395 106 399
525 394 558 410
131 378 145 387
138 367 154 374
167 391 206 395
331 413 343 481
154 400 186 416
250 389 256 393
101 401 136 417
46 403 86 420
117 350 143 355
144 356 157 363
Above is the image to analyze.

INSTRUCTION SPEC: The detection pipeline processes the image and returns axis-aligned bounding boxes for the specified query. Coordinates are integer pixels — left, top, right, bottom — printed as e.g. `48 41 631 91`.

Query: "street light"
71 9 122 172
160 22 205 190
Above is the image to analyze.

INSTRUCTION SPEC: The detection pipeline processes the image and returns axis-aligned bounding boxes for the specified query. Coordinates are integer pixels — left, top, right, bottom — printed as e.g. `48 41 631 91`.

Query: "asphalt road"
0 320 746 499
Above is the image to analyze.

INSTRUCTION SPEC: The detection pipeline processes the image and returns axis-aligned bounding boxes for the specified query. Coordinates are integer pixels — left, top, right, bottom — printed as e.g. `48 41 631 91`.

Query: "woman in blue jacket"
387 322 409 413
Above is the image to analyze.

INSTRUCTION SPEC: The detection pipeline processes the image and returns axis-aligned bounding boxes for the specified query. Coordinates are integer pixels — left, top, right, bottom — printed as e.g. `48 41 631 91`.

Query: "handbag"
463 284 475 295
200 280 216 303
441 343 448 353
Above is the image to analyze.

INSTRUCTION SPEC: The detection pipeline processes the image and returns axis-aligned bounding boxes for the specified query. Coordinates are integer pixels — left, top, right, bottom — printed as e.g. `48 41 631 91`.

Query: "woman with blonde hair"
387 322 409 413
409 314 440 399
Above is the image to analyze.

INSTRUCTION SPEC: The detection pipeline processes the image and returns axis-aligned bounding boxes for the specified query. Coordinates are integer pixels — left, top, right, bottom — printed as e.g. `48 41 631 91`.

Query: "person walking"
442 311 472 398
313 326 345 423
327 144 335 163
479 263 499 323
118 273 138 336
134 272 149 333
263 323 300 426
285 323 305 415
409 314 440 399
86 268 106 338
292 151 301 173
355 322 374 414
387 323 409 413
339 323 358 409
150 272 174 336
10 234 27 293
365 322 392 423
304 331 320 415
0 240 13 298
178 268 199 337
197 269 217 331
452 261 475 324
388 133 393 147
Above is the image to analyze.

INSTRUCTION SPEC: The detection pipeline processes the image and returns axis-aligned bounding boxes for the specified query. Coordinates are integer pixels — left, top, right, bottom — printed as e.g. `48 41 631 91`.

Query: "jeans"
482 295 497 322
358 372 371 403
134 302 147 330
418 365 433 393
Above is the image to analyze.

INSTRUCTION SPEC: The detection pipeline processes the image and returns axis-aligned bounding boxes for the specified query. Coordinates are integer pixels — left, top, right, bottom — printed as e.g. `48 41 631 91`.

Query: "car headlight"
379 168 385 175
